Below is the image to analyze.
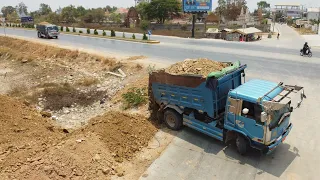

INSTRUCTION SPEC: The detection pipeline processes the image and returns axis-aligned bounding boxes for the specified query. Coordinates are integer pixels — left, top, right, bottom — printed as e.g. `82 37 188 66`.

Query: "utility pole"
191 13 196 38
318 7 320 34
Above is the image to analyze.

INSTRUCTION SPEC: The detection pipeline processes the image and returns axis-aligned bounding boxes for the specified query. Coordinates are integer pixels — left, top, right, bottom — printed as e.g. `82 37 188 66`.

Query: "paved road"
1 25 320 180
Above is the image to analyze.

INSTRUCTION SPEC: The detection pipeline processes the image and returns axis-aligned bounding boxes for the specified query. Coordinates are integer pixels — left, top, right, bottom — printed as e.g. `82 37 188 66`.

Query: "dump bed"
149 63 247 119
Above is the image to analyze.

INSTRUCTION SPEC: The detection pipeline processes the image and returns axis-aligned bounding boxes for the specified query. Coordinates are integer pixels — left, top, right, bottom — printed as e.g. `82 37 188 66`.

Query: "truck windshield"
47 26 58 31
269 103 290 130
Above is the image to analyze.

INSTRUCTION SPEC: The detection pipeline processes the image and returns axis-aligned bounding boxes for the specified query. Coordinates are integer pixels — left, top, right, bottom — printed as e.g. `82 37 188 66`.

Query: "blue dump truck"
149 61 306 155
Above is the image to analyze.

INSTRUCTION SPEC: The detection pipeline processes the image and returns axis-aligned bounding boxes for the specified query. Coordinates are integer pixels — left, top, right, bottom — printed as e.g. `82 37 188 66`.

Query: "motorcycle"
300 48 312 57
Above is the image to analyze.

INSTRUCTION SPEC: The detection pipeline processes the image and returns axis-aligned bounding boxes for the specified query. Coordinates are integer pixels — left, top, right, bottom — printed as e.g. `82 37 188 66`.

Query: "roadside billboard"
183 0 213 13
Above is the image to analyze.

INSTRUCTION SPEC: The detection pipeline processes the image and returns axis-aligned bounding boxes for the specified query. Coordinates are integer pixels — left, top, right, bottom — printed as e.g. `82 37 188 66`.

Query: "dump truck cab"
225 79 305 154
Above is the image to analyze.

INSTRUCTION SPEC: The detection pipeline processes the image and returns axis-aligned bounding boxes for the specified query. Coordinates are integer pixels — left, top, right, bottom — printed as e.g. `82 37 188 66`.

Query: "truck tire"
164 109 182 130
236 135 248 155
37 32 41 38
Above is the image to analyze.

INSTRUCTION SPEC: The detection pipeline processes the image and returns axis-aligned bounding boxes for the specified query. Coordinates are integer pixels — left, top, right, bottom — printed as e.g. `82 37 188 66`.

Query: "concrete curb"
2 27 160 44
61 32 160 44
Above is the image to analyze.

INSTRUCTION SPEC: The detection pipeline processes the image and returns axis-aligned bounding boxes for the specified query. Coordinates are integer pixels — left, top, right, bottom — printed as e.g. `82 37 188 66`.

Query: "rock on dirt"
165 58 228 77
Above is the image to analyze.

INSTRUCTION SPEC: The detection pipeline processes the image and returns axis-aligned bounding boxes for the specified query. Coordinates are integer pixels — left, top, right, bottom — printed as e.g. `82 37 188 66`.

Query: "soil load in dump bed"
165 58 228 77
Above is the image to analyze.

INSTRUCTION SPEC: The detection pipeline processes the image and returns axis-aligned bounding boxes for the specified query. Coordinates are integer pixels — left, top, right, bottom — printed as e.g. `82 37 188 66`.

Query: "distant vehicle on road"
300 47 312 57
36 22 59 39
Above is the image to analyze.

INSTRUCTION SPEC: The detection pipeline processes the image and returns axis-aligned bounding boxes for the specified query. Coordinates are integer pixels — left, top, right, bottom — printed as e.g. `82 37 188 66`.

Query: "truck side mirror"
261 112 267 123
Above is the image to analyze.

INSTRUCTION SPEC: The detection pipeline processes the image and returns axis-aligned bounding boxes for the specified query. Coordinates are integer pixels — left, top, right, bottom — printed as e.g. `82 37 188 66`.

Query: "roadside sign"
148 30 152 40
183 0 213 13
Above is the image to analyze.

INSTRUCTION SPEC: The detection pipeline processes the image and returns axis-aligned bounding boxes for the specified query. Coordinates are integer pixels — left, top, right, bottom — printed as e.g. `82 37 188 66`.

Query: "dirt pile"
82 111 158 163
0 95 65 178
0 95 159 179
165 58 228 77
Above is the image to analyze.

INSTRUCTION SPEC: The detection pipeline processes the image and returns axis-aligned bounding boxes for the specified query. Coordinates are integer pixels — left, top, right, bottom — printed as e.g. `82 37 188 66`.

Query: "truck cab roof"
229 79 283 103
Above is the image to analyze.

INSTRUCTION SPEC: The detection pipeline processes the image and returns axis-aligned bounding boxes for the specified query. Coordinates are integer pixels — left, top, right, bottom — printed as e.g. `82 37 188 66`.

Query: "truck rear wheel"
164 109 182 130
236 135 248 155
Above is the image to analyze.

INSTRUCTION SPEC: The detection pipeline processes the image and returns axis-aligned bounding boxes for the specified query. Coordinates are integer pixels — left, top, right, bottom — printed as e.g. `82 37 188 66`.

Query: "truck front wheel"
37 32 41 38
236 135 248 155
164 109 182 130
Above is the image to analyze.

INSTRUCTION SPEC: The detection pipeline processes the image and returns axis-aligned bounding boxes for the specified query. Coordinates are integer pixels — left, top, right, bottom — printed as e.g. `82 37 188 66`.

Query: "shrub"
102 30 106 36
9 23 11 27
6 23 9 27
122 87 147 109
73 27 76 32
111 30 116 37
122 32 125 38
60 26 63 31
94 29 98 35
132 34 136 39
268 33 272 38
140 20 149 31
66 27 70 32
181 24 188 31
142 33 148 40
87 28 90 34
12 24 15 27
79 30 83 33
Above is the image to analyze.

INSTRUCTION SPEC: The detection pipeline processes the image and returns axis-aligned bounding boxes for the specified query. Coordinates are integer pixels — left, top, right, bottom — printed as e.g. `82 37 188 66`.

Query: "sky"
0 0 319 13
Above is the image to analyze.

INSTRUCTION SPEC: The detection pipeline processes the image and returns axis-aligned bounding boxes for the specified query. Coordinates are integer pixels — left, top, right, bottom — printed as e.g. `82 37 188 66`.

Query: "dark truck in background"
36 23 60 39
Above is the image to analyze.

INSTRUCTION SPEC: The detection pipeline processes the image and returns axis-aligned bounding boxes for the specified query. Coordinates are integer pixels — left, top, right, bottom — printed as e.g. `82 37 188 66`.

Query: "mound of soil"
165 58 228 77
0 95 158 179
83 111 158 163
0 95 65 178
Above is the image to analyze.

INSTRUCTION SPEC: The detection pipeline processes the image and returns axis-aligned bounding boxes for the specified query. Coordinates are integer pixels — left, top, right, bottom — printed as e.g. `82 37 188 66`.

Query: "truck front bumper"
264 123 293 155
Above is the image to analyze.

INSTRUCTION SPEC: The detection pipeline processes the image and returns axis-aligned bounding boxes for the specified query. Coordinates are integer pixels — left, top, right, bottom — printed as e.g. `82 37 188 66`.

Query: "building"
307 8 320 21
274 3 302 19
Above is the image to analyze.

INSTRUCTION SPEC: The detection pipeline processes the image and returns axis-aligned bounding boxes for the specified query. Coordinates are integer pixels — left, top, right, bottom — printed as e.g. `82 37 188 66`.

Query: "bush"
122 32 125 38
122 87 147 109
73 27 76 32
268 33 272 38
87 28 90 34
132 34 136 39
181 24 188 31
60 26 63 31
9 23 11 27
6 23 9 27
79 30 83 33
102 30 106 36
142 33 148 40
66 27 70 32
140 20 149 31
94 29 98 35
111 30 116 37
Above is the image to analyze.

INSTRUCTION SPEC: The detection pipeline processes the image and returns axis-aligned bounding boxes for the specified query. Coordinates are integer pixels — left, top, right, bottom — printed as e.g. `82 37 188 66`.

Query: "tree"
76 6 86 18
39 3 52 16
216 0 226 22
109 13 121 23
46 12 60 24
136 2 149 20
225 0 247 21
106 6 117 13
7 11 19 23
257 1 270 10
16 2 28 16
257 8 263 22
1 6 15 17
145 0 181 23
61 5 77 23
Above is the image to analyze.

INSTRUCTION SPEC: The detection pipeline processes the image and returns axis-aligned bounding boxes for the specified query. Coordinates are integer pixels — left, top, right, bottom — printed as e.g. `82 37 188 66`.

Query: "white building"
274 3 302 19
307 8 320 21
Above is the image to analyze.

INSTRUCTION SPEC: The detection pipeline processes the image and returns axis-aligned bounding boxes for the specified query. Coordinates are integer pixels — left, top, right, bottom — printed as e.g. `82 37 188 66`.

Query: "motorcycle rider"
303 42 309 55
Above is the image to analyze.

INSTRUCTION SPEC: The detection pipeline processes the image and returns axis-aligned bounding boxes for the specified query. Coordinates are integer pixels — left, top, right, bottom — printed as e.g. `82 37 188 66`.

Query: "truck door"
226 98 242 127
237 101 264 141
